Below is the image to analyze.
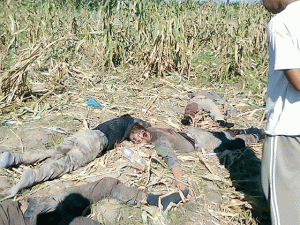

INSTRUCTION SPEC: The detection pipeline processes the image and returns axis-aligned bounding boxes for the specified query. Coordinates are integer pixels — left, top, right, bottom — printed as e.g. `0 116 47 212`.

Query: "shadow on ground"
213 130 271 224
35 193 92 225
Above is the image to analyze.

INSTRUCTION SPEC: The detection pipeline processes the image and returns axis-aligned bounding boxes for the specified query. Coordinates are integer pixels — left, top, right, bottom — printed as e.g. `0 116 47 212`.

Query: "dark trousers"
1 177 146 225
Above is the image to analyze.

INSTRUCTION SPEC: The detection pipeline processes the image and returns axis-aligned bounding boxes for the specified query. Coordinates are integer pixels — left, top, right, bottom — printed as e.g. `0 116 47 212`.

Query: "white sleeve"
270 22 300 70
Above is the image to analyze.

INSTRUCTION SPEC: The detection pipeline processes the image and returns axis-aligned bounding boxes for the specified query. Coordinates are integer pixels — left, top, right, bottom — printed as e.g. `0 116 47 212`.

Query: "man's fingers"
174 180 186 190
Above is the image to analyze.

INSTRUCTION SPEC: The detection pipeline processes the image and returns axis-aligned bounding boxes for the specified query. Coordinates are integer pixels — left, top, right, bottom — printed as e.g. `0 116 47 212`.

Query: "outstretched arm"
285 69 300 92
171 165 186 190
154 145 186 190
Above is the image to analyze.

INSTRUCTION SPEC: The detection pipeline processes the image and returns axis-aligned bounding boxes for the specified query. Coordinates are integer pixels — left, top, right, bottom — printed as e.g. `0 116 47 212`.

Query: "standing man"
261 0 300 224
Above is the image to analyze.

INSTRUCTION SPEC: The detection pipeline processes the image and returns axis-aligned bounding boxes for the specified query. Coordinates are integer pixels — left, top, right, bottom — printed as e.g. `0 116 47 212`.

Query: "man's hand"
174 179 186 190
171 166 186 190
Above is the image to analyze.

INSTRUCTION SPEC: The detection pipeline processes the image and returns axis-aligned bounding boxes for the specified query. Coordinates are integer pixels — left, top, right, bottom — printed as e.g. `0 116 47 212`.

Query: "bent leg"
193 98 224 121
187 127 250 151
183 97 233 127
24 177 146 223
61 177 146 205
24 177 189 223
0 200 26 225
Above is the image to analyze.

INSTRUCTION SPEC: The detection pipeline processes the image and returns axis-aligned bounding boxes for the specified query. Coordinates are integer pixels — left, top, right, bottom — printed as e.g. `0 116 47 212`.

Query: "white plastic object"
122 147 147 171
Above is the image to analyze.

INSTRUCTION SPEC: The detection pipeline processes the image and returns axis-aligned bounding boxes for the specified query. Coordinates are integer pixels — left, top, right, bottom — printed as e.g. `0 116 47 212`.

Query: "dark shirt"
93 116 136 150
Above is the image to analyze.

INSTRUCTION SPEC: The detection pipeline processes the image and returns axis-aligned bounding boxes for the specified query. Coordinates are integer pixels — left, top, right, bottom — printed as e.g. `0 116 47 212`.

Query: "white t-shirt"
265 1 300 135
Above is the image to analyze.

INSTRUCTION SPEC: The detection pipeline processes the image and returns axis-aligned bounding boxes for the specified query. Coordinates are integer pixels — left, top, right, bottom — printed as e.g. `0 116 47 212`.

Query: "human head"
129 123 152 144
262 0 296 14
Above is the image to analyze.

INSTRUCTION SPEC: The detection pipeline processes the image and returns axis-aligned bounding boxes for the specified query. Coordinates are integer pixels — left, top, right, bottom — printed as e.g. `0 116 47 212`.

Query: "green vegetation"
0 2 270 224
0 0 270 109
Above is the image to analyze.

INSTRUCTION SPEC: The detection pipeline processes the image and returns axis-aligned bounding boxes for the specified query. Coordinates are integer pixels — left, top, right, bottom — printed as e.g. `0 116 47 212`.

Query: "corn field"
0 0 270 108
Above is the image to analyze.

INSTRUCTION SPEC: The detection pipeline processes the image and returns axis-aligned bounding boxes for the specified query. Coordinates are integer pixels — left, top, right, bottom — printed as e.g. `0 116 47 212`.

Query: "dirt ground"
0 73 269 224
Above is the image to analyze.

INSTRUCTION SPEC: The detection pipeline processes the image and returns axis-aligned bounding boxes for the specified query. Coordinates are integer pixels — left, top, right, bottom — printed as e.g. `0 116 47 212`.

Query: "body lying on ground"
0 115 150 196
181 90 235 128
129 124 265 190
0 177 189 225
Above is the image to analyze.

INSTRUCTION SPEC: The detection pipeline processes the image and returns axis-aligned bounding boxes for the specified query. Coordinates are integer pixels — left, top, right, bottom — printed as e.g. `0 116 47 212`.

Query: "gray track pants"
262 135 300 225
8 129 108 195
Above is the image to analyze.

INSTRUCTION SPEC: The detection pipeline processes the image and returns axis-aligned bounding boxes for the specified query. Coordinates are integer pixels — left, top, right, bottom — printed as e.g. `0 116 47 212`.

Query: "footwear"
243 127 266 141
217 120 234 128
181 116 192 125
147 188 189 210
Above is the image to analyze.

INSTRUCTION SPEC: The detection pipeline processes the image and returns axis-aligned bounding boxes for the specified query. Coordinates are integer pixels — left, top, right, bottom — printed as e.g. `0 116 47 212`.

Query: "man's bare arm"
171 165 186 190
285 69 300 92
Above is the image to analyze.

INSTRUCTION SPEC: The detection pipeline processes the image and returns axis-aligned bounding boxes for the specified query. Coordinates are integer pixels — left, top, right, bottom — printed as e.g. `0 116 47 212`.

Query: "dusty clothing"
0 177 146 225
186 127 261 151
6 116 148 195
185 98 224 121
149 127 263 169
0 200 100 225
262 135 300 224
8 129 108 195
24 177 146 225
20 116 145 165
0 200 26 225
184 90 235 121
148 127 195 169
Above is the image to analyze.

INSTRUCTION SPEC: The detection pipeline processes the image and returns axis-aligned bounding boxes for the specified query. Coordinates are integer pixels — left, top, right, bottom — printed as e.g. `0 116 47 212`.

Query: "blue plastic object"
85 97 103 108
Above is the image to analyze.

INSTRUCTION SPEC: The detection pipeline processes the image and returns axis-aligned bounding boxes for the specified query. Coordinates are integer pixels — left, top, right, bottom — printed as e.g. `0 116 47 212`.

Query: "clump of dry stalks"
0 0 269 110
